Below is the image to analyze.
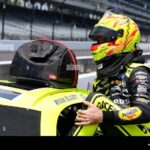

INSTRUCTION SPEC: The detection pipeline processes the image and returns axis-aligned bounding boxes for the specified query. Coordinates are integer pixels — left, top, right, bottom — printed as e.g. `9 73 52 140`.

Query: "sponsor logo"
135 74 148 80
97 101 116 111
113 99 128 105
119 107 142 120
137 85 147 94
113 99 130 108
135 79 147 84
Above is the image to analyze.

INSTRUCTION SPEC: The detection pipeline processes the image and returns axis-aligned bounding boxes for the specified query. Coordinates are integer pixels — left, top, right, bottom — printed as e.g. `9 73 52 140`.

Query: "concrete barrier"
78 72 96 90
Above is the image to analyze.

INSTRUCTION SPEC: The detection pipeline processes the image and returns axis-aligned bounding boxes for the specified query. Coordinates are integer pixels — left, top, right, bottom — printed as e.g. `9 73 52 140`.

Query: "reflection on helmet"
89 10 141 62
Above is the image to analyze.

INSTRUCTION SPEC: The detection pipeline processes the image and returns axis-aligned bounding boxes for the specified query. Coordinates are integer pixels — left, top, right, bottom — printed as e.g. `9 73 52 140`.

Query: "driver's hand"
75 101 103 125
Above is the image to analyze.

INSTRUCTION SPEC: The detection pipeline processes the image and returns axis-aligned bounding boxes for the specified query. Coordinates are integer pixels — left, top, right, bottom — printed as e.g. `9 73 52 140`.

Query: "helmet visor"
89 26 117 44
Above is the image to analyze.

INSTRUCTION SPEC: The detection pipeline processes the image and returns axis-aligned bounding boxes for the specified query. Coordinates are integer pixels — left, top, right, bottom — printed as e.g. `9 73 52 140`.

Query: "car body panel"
0 80 88 136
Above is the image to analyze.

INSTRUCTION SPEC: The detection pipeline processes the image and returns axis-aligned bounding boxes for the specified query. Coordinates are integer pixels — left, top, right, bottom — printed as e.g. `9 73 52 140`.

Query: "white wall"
78 72 96 90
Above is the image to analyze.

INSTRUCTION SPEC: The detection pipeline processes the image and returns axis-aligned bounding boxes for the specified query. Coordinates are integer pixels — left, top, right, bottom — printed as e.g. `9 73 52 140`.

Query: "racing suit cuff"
102 111 115 124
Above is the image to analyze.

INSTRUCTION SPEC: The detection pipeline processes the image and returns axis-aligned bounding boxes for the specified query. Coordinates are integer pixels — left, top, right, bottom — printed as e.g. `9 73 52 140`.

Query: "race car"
0 39 150 136
0 79 89 136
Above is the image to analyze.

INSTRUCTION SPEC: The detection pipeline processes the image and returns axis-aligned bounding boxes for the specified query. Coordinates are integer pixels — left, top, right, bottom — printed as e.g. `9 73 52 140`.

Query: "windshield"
0 88 21 100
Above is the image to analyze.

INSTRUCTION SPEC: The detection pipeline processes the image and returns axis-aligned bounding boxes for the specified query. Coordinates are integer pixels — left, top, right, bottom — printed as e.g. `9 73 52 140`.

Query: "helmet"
89 10 141 77
10 39 78 89
89 10 141 62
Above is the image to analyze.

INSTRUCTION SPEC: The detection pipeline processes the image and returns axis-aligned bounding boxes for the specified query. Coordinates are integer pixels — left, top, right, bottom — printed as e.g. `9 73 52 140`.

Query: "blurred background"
0 0 150 42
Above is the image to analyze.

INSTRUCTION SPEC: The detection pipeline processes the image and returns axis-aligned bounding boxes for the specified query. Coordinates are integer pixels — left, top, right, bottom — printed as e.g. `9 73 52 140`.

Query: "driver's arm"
103 67 150 125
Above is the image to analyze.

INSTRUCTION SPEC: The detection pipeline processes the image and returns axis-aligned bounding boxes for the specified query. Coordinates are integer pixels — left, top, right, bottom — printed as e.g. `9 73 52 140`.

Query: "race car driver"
75 10 150 135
